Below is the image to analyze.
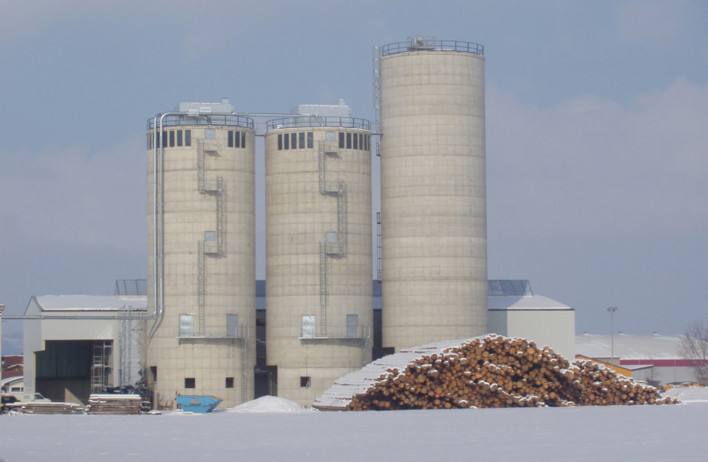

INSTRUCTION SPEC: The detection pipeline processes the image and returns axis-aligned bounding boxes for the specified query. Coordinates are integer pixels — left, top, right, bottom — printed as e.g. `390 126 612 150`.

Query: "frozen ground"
1 398 707 461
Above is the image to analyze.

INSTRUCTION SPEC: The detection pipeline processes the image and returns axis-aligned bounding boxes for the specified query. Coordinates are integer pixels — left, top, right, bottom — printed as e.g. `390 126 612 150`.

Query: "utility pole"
607 306 618 363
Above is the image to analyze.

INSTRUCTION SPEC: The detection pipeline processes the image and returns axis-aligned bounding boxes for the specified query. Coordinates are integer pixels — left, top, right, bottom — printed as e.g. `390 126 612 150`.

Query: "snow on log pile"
313 335 677 411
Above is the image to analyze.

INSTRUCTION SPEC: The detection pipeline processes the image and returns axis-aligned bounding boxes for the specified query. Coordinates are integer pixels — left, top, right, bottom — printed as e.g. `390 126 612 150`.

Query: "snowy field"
1 396 707 461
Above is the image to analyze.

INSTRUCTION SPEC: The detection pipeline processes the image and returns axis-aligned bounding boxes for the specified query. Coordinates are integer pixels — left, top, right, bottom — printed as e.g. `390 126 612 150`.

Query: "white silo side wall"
146 122 256 410
380 48 487 352
265 126 373 406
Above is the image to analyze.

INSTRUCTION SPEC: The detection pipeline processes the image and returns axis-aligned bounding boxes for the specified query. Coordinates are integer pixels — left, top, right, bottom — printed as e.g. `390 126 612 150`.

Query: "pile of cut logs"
347 335 676 410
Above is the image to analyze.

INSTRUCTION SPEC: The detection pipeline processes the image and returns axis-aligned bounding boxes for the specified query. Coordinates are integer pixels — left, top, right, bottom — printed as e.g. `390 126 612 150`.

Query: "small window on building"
228 131 234 147
147 133 151 150
284 132 290 149
307 132 314 148
162 131 168 149
347 314 358 338
205 129 215 139
338 132 345 148
225 377 234 388
301 314 316 338
353 132 358 150
150 366 157 382
177 130 183 147
300 376 311 388
227 314 239 338
179 314 194 337
359 133 363 150
169 130 175 147
291 133 297 150
241 132 246 149
205 231 216 241
278 134 283 150
365 134 370 151
185 130 191 146
326 232 337 243
185 378 196 389
299 132 305 149
235 131 241 148
346 132 352 149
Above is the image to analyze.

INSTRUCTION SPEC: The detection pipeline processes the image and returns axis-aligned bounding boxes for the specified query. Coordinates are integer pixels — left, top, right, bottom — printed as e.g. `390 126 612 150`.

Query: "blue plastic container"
175 395 222 413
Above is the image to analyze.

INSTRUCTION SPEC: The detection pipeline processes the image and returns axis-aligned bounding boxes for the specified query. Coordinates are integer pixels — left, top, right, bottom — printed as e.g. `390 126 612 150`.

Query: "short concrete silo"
378 38 488 352
265 103 373 406
146 99 255 409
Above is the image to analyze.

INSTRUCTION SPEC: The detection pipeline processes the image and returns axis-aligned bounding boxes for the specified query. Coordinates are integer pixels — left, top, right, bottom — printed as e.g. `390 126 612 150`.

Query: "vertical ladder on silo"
373 46 382 133
197 139 219 193
197 241 206 335
319 242 327 337
318 139 351 337
197 139 223 337
318 141 347 256
241 326 249 403
214 177 225 255
376 212 382 282
335 181 346 256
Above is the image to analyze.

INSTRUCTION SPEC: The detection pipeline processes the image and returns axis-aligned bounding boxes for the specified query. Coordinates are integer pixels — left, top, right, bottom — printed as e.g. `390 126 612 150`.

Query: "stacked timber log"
86 394 144 415
314 335 677 411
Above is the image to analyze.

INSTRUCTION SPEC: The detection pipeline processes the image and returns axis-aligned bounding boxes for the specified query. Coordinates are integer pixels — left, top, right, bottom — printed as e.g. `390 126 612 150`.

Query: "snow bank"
227 395 315 414
1 403 707 461
662 385 708 403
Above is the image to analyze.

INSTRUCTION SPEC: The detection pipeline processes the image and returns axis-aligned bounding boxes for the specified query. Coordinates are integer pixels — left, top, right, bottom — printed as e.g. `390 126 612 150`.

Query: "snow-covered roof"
487 294 572 311
1 375 23 388
575 333 683 360
31 295 147 312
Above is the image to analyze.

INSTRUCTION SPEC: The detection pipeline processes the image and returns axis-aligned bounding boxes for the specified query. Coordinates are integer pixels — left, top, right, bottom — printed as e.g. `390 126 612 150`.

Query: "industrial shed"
575 333 701 387
487 280 575 360
22 293 146 404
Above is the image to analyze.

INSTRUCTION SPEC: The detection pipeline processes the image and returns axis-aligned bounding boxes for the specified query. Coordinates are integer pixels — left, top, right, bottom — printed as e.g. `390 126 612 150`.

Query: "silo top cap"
380 39 483 56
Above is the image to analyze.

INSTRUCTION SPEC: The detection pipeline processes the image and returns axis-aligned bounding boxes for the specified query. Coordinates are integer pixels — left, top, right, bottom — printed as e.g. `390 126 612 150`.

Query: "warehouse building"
575 333 702 387
487 280 575 359
21 283 146 404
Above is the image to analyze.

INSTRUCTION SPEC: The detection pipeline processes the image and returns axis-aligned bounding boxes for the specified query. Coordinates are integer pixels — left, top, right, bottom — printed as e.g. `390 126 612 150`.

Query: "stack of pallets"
5 402 82 414
86 394 144 415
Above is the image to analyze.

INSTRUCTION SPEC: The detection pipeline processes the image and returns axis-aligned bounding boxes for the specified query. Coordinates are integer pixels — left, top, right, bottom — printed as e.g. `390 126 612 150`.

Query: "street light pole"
607 306 618 363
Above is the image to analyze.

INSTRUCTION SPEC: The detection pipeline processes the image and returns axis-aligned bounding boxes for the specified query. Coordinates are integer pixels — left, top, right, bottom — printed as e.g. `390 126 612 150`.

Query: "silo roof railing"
381 39 484 57
147 113 254 130
265 116 370 131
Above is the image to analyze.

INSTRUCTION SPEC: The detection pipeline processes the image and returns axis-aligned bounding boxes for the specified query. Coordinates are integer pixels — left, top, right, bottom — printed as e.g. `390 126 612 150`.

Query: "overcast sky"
1 0 707 353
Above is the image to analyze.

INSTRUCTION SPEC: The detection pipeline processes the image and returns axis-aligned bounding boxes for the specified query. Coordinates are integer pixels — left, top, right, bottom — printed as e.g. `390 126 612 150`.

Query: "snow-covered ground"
662 385 708 404
1 396 707 461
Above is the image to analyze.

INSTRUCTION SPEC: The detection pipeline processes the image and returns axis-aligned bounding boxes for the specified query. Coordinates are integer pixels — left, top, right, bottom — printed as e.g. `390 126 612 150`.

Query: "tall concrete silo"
378 38 488 352
265 102 373 406
146 99 255 409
